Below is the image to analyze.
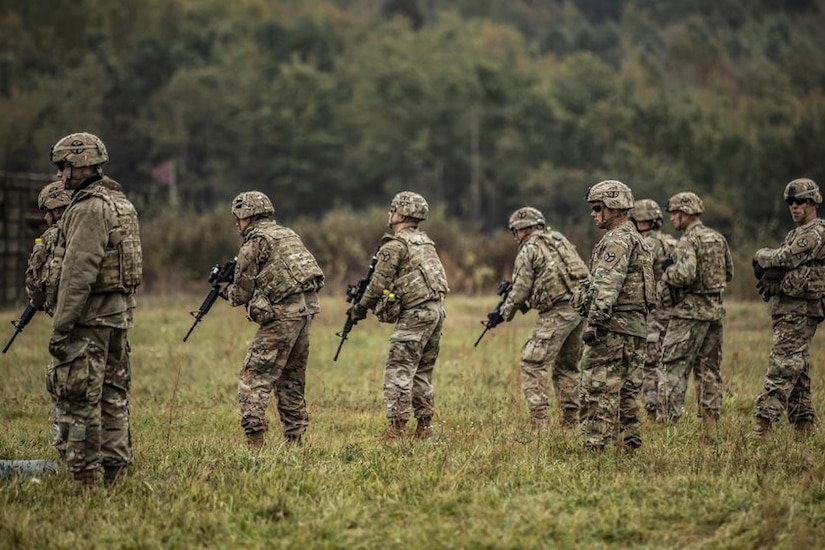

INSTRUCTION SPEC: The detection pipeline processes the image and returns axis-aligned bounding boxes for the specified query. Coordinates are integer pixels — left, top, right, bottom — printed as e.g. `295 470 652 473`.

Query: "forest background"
2 0 824 296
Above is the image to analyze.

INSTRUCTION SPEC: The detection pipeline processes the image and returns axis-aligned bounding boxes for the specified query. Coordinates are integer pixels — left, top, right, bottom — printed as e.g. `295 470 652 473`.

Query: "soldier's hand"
662 257 675 272
347 303 368 323
582 325 599 345
752 258 765 280
486 311 504 328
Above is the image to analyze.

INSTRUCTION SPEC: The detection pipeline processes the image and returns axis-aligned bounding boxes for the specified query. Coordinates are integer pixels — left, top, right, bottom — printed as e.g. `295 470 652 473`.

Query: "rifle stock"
3 303 37 354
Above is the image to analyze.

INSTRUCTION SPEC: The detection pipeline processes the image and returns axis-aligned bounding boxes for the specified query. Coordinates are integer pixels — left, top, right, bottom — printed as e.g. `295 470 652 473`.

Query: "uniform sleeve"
755 227 823 269
359 240 404 310
25 235 48 309
500 243 535 321
724 238 734 283
662 237 697 289
587 236 630 327
228 237 264 307
53 200 109 333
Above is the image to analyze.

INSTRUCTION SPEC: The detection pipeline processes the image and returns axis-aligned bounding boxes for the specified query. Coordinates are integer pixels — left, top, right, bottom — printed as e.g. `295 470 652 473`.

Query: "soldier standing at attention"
752 178 825 436
658 192 733 423
25 181 72 458
487 206 588 429
48 132 142 486
225 191 324 448
575 181 654 451
347 192 449 440
629 199 678 419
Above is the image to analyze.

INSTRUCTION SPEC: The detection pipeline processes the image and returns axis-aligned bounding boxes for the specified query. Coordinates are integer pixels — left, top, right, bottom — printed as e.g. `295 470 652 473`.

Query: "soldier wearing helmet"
47 132 142 486
347 191 449 440
658 191 733 424
576 180 654 451
752 178 825 437
629 199 678 417
25 182 71 315
225 190 324 448
487 206 588 428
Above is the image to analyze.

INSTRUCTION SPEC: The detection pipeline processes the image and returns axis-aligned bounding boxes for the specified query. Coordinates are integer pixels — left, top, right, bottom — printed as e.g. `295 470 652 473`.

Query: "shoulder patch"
790 235 815 253
600 243 624 268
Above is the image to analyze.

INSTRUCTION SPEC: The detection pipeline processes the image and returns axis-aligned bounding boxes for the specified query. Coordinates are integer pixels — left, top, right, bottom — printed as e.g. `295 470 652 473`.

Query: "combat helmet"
38 181 71 211
666 192 704 215
50 132 108 168
586 180 634 210
232 191 275 220
508 207 546 231
391 191 429 221
784 178 822 205
629 199 664 222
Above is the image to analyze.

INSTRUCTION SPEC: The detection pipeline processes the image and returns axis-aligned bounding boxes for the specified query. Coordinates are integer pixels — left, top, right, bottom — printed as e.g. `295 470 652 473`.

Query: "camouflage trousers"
384 300 445 424
239 315 312 438
520 305 583 423
658 317 724 422
46 325 132 475
642 312 670 412
755 314 819 425
579 331 644 450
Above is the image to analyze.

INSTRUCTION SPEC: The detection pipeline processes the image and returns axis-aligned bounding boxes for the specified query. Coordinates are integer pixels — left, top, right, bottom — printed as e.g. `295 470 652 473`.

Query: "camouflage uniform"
48 131 142 484
227 192 324 445
577 181 654 450
500 207 588 427
629 200 678 414
658 193 733 422
355 192 449 437
25 181 71 458
753 179 825 431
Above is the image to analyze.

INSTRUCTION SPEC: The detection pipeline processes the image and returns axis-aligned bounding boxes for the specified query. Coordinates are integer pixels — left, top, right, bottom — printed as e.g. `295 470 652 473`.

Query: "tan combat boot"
793 419 815 436
103 466 126 486
246 431 265 449
73 469 98 486
753 417 772 438
414 418 433 440
382 420 406 440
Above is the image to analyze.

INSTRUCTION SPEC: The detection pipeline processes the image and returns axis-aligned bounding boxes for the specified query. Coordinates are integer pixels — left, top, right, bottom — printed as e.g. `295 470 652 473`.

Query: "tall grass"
1 297 824 549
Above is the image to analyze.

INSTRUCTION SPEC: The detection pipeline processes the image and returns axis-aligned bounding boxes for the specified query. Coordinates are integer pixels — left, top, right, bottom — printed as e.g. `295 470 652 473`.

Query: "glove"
759 267 784 299
48 331 70 362
486 311 504 328
662 257 674 272
347 303 368 323
752 259 765 280
582 325 599 345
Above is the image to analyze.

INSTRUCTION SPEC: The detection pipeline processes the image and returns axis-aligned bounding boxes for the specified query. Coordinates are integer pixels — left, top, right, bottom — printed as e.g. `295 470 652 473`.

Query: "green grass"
2 296 825 549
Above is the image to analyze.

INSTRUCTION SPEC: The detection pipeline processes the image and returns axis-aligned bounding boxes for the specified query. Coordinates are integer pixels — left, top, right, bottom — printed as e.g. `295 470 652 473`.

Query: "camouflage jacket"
586 220 653 338
228 218 321 322
644 229 678 317
500 229 587 320
662 220 733 321
757 217 825 317
53 176 138 333
25 224 60 315
359 227 448 311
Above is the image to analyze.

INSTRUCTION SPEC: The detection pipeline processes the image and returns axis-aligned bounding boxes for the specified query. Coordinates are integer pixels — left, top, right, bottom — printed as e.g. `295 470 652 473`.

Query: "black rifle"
334 247 380 361
183 257 237 342
3 303 37 354
474 280 513 347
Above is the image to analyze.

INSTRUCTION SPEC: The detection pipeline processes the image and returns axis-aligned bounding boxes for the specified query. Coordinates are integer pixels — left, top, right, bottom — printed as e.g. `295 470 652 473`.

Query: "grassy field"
1 295 825 549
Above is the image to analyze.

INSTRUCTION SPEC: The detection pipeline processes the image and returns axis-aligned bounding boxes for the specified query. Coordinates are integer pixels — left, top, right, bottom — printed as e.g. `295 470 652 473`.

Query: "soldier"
575 181 654 451
48 132 142 486
225 191 324 448
25 181 72 458
348 192 449 440
752 178 825 436
487 206 588 428
629 199 678 418
658 192 733 423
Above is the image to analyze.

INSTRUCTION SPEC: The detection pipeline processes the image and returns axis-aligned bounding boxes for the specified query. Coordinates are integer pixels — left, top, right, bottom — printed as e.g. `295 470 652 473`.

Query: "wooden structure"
0 172 51 307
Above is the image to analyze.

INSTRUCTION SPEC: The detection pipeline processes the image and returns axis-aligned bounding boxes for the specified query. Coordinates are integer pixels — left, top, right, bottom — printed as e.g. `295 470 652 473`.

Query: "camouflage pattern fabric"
658 220 732 422
25 225 60 314
641 229 678 412
46 325 132 475
50 176 139 477
228 217 321 438
499 228 586 424
384 300 446 424
358 226 448 426
579 220 651 449
238 317 312 437
754 218 825 426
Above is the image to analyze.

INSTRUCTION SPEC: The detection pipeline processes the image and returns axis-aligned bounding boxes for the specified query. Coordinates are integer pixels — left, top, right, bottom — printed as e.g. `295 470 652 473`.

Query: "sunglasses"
786 198 809 206
591 204 604 213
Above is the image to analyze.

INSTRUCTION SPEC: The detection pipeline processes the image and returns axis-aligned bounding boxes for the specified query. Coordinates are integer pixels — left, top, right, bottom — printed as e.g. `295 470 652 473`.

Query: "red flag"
150 160 176 186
